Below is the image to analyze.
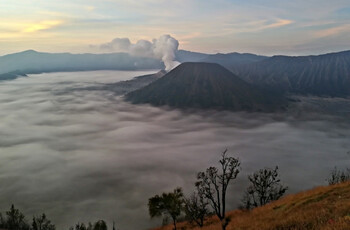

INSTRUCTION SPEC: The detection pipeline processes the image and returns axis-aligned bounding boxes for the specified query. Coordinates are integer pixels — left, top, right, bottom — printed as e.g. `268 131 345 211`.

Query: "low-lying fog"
0 71 349 230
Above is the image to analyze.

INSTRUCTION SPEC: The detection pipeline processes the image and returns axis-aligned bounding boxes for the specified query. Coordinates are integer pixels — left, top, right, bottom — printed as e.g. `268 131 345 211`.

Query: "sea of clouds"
0 71 349 230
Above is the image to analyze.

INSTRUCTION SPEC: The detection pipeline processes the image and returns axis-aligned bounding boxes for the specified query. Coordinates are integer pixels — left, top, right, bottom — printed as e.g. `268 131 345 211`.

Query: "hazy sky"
1 0 350 55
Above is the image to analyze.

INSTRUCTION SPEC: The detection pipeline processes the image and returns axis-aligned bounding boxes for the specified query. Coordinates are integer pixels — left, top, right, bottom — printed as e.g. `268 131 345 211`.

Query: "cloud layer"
0 71 349 230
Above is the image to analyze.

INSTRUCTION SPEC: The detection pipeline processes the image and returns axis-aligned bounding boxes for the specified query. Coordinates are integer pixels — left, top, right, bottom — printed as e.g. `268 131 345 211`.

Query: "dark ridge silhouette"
125 62 287 112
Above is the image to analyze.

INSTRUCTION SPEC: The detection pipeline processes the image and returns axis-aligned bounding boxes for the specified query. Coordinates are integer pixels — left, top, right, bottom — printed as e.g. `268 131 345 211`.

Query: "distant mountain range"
0 50 163 75
234 51 350 97
178 50 350 97
200 52 267 69
176 50 267 67
125 62 287 112
175 50 209 62
1 49 350 97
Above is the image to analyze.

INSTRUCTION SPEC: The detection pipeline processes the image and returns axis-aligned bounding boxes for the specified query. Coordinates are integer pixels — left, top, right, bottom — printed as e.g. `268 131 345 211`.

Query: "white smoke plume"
99 35 180 71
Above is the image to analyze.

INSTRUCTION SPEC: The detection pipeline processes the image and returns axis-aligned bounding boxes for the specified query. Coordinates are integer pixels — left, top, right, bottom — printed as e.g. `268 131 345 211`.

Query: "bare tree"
148 187 184 230
184 190 209 227
195 149 240 230
32 213 56 230
242 166 288 209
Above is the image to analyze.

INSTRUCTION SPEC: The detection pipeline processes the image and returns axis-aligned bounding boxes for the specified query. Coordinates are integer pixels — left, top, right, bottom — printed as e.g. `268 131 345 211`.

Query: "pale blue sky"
0 0 349 55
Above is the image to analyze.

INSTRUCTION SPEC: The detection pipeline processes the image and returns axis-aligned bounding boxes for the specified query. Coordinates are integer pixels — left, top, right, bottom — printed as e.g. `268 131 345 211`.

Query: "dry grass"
152 182 350 230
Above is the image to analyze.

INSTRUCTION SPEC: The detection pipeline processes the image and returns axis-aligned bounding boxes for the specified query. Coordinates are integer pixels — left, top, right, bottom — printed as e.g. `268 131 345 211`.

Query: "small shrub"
327 167 350 185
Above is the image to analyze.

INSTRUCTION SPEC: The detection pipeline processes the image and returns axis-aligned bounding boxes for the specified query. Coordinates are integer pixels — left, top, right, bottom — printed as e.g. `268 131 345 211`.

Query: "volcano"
125 62 287 112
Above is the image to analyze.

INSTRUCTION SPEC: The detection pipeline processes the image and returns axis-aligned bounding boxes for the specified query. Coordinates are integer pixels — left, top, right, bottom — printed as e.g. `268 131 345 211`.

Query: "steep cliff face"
234 50 350 96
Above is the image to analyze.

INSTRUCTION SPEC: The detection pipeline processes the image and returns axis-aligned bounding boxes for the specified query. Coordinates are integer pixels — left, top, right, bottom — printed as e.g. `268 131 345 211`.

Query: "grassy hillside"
153 182 350 230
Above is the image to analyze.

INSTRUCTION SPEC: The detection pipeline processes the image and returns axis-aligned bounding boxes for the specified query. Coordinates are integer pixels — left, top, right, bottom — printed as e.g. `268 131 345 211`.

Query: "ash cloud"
0 71 349 230
98 35 180 71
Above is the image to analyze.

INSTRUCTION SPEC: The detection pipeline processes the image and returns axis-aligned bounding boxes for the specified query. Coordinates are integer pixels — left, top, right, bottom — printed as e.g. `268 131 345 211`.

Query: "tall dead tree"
195 150 240 230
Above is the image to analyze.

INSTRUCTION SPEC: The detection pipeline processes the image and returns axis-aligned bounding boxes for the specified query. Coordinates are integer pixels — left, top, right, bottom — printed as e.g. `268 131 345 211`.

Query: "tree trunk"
221 218 229 230
221 221 226 230
173 218 177 230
